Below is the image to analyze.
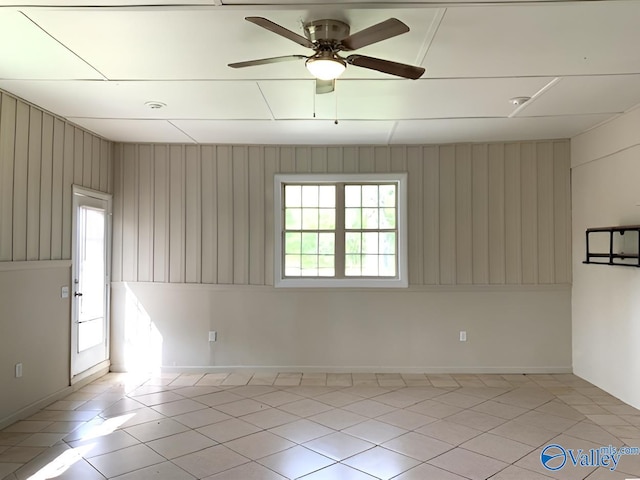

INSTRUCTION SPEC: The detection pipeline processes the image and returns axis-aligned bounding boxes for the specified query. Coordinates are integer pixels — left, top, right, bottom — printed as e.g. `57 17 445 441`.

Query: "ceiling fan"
228 17 426 94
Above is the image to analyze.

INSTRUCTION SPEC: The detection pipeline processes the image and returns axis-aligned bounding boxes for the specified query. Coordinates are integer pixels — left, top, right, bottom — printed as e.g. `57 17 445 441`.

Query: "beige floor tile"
0 433 31 446
382 431 452 461
428 447 508 480
583 468 633 479
489 420 557 447
197 418 261 443
16 432 66 447
214 398 270 417
535 400 586 421
87 443 165 478
44 400 87 411
171 407 231 429
393 463 468 480
258 445 334 479
460 432 534 463
133 391 184 407
195 373 229 386
314 391 361 408
0 446 46 463
342 386 391 398
586 414 630 426
224 431 294 459
342 399 396 418
373 391 422 409
515 410 580 433
111 461 195 479
268 419 334 444
446 409 508 431
194 391 245 407
376 409 437 430
308 409 367 430
99 398 146 417
435 391 487 408
37 457 108 480
302 373 327 386
203 461 285 479
472 400 529 419
416 420 483 445
326 374 352 387
220 373 253 386
299 462 377 479
343 419 407 444
172 444 249 478
456 386 510 400
146 430 215 459
253 390 305 407
489 465 554 479
240 407 298 429
343 446 420 480
495 388 555 409
171 386 221 398
406 399 463 418
274 373 302 386
151 398 207 417
69 429 140 458
3 421 53 433
279 399 333 417
247 373 278 386
616 448 640 477
304 432 374 461
228 385 277 398
170 374 205 387
427 375 460 388
0 463 22 479
563 421 620 445
125 418 190 443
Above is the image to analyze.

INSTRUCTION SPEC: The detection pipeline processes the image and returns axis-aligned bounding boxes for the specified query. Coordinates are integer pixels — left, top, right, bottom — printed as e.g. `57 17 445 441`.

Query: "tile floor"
1 372 640 479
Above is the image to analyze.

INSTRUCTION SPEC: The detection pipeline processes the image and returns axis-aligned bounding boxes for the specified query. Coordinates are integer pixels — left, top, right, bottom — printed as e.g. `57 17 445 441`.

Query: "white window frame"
274 173 408 288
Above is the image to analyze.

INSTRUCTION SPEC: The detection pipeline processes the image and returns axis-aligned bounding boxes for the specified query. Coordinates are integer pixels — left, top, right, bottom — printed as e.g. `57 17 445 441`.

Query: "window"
274 173 408 288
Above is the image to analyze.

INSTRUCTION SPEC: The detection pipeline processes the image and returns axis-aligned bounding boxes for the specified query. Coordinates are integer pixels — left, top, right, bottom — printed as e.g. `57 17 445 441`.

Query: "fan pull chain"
334 81 339 125
313 83 316 118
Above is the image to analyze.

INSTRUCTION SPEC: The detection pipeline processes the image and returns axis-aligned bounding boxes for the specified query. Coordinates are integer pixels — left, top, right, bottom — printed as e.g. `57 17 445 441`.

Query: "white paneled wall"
0 91 113 261
112 141 571 286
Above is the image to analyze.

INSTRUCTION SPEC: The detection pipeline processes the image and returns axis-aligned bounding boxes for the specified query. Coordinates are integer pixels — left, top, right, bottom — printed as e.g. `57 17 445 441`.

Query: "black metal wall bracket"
584 225 640 267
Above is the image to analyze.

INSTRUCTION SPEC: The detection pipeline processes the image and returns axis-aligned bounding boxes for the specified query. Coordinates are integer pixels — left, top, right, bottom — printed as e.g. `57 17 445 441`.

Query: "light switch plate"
61 286 69 298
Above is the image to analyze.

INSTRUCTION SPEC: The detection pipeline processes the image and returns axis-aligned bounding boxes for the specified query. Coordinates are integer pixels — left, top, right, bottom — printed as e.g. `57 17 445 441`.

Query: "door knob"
74 292 83 297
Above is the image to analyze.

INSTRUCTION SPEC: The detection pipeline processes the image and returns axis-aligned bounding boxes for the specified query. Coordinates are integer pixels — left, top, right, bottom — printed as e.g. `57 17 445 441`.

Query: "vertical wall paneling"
73 127 83 186
50 118 64 260
112 140 571 287
82 131 92 187
422 146 439 285
121 144 138 281
537 142 555 284
39 113 53 260
62 124 74 259
233 147 249 284
185 145 201 283
26 108 42 261
407 147 423 284
455 145 472 284
153 146 169 282
111 145 123 282
217 146 234 284
439 145 456 284
137 145 154 282
0 94 16 261
106 141 114 195
472 144 489 284
504 143 522 284
169 145 185 283
201 146 217 284
12 101 29 262
520 142 538 284
488 144 506 284
263 147 277 285
100 140 109 193
91 136 100 190
249 146 265 285
554 141 571 283
311 147 327 173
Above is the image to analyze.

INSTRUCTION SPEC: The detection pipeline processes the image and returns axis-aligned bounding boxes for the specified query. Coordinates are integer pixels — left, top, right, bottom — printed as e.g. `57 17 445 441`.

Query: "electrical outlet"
208 331 217 342
459 331 467 342
61 286 69 298
15 363 23 378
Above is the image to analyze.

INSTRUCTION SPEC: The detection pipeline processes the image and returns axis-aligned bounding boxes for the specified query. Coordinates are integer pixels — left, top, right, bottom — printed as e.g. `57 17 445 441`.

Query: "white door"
72 186 111 377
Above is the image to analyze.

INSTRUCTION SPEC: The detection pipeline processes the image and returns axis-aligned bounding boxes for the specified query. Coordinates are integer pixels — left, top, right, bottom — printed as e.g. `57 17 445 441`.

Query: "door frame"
71 185 113 382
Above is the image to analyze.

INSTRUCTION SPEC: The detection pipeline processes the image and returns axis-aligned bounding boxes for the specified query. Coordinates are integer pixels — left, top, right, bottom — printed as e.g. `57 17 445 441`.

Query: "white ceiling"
0 0 639 145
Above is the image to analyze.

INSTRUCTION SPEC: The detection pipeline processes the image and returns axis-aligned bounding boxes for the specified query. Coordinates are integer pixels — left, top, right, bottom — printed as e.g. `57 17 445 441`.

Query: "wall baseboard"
150 365 573 375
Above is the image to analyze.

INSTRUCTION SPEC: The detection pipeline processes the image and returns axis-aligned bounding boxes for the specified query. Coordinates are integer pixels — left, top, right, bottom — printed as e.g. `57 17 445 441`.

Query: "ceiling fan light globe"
306 57 346 81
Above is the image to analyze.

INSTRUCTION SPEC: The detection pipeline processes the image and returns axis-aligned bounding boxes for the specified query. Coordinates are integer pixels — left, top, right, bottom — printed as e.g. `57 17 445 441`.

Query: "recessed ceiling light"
145 101 166 109
509 96 531 106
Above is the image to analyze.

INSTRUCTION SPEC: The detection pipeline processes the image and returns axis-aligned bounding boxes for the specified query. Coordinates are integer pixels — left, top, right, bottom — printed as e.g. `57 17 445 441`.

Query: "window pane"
319 186 335 207
345 208 361 229
285 185 301 207
301 233 318 254
319 209 335 229
285 255 301 276
302 208 319 230
379 255 396 276
362 208 379 229
302 185 319 207
345 185 361 207
285 208 301 229
380 208 396 229
301 254 318 269
363 232 379 254
318 233 335 254
379 185 396 207
285 232 301 254
345 232 361 254
318 255 334 269
318 268 334 277
362 185 378 207
345 254 361 276
362 255 378 276
380 232 396 254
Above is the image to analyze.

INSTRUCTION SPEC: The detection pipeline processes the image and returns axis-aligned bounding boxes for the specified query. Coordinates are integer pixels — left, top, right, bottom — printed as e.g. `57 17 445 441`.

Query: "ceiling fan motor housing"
304 19 350 45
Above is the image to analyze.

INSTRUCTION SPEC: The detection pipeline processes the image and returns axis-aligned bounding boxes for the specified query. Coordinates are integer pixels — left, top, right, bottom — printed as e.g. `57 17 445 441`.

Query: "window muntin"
275 173 407 288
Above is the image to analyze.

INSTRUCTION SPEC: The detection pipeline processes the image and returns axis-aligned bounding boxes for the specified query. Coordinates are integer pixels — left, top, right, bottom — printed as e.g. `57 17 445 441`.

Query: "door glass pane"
78 206 105 352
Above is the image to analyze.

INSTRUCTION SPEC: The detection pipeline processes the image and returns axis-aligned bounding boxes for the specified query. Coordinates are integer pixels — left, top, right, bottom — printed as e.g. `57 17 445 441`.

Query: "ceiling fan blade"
340 18 409 51
229 55 307 69
316 79 335 95
346 55 425 79
246 17 315 49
